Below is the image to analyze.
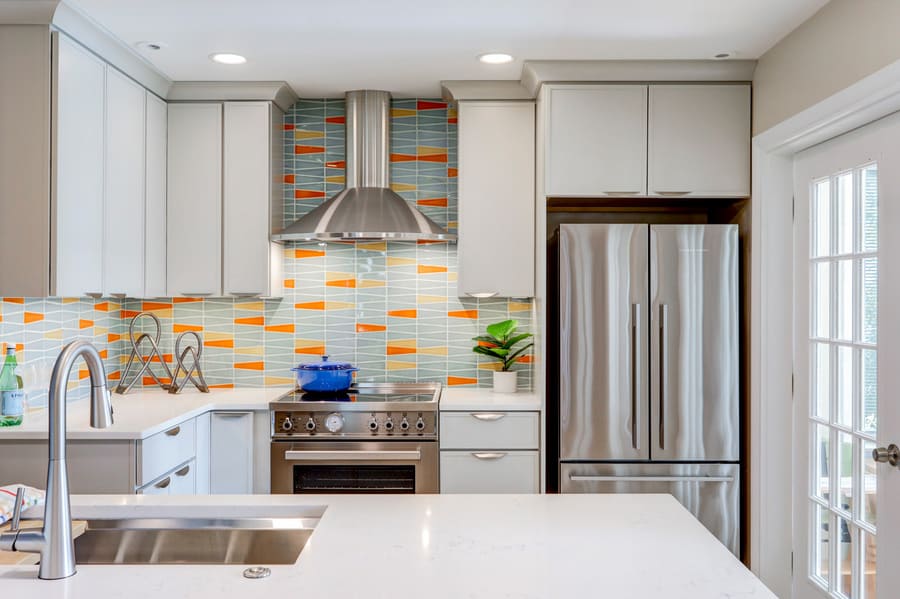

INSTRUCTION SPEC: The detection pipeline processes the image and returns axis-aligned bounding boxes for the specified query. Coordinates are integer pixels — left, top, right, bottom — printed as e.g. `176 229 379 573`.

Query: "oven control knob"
415 417 426 432
325 413 344 433
368 417 379 432
305 417 316 432
399 417 410 432
281 417 294 432
384 418 394 431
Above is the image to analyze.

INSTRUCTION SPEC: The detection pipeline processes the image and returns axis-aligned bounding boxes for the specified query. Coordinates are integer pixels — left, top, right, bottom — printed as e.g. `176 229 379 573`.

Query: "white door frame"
750 58 900 598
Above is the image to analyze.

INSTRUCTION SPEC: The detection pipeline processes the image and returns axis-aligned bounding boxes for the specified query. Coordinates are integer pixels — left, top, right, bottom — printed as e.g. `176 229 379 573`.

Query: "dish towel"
0 484 45 526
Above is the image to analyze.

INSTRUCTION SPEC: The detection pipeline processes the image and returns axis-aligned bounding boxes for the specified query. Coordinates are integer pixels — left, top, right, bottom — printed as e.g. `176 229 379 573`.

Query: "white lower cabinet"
439 410 540 493
168 460 196 495
209 411 254 494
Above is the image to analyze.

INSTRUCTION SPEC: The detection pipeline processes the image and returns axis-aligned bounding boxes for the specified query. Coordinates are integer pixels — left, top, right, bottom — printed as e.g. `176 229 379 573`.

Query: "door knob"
872 444 900 467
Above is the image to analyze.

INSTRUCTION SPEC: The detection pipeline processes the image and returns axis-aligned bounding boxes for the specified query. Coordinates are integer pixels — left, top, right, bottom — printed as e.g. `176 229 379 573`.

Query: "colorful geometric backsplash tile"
0 98 533 398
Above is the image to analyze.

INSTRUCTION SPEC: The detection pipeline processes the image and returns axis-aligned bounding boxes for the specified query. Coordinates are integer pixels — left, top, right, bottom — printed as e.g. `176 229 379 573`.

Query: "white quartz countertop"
0 388 287 440
439 388 540 411
0 493 774 599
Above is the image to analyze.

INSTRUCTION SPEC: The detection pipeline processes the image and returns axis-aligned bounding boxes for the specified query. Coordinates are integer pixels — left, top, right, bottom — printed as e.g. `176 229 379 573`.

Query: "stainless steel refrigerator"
557 223 740 555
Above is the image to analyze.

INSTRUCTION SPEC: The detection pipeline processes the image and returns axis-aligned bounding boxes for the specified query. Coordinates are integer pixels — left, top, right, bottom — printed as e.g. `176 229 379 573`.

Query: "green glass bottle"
0 347 24 426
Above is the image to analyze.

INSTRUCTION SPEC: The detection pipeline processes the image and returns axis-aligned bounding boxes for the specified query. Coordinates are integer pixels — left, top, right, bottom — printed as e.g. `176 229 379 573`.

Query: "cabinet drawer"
440 450 539 493
440 411 539 450
168 460 196 495
137 418 196 487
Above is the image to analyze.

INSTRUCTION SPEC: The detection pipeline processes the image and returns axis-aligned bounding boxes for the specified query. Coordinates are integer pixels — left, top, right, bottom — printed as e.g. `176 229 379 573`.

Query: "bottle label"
1 389 24 417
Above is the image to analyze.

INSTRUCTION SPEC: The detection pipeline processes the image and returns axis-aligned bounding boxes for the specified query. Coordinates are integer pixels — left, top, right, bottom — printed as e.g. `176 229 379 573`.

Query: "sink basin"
73 517 318 565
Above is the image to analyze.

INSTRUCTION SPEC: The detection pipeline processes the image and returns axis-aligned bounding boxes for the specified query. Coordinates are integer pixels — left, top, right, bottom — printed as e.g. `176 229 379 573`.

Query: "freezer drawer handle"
284 450 421 462
470 413 506 421
471 452 507 460
568 475 734 483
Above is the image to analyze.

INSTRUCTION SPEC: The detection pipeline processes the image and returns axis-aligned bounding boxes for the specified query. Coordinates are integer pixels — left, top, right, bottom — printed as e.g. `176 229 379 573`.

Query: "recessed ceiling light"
478 53 514 65
714 51 738 60
136 41 165 51
209 53 247 65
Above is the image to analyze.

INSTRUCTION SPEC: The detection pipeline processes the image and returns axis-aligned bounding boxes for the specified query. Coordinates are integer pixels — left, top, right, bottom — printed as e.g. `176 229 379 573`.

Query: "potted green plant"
472 319 533 393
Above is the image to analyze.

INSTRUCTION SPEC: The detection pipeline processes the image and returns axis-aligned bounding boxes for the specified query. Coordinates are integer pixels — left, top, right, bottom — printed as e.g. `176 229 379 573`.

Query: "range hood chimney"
272 90 456 242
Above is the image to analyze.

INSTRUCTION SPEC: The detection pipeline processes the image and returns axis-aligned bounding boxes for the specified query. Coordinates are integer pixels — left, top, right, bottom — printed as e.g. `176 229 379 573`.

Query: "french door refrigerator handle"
658 303 668 451
631 303 640 450
569 474 734 484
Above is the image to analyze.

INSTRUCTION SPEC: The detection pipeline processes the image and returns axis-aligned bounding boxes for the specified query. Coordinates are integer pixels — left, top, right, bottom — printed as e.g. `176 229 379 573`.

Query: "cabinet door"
546 85 647 197
167 103 222 296
440 450 539 493
457 101 535 298
648 84 750 198
223 102 280 297
103 68 146 298
144 92 167 297
53 34 105 297
209 411 253 494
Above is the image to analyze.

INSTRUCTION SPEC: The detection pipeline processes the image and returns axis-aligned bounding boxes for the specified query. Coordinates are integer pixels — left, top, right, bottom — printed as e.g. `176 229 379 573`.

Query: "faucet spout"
0 340 113 580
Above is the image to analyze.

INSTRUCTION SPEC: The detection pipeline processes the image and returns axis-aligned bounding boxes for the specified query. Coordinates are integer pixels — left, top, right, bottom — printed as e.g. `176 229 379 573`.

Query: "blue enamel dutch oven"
291 355 358 392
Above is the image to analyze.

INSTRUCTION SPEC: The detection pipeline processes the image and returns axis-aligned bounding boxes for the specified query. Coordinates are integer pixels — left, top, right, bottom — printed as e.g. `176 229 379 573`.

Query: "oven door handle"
283 450 422 461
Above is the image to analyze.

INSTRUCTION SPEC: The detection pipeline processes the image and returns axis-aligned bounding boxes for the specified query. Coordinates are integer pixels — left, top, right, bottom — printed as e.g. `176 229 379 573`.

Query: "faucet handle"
9 486 25 532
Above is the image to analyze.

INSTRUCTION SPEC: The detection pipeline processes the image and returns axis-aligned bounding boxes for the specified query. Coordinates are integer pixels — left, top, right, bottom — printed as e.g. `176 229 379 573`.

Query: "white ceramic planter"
493 371 518 393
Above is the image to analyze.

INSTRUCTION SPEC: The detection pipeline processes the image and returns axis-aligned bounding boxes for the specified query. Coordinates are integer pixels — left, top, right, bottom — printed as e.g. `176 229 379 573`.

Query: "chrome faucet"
0 341 113 579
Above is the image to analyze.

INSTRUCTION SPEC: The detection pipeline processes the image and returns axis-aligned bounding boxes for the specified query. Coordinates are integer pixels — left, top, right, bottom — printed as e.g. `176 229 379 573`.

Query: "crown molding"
441 80 533 101
167 81 299 111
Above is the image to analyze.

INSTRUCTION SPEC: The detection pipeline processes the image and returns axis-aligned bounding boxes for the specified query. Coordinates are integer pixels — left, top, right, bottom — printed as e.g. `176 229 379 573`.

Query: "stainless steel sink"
73 517 318 565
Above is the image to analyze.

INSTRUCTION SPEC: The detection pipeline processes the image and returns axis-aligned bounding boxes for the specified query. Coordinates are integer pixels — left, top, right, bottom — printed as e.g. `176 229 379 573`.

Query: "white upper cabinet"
223 102 283 298
167 103 223 297
103 68 146 298
144 93 168 298
54 34 105 297
457 101 535 298
545 85 648 197
647 84 751 197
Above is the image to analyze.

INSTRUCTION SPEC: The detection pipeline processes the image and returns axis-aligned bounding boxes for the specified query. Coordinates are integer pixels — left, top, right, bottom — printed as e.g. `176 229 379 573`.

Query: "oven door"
271 440 438 494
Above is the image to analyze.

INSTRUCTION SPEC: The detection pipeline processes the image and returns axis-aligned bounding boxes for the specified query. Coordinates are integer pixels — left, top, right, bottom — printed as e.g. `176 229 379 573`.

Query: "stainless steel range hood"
272 90 455 242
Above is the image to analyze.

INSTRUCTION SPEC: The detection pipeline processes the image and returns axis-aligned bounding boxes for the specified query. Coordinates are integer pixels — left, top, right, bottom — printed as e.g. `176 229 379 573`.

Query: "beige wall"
753 0 900 135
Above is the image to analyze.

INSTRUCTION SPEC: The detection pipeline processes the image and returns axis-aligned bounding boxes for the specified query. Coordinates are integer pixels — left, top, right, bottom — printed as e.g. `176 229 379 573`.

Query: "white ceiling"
67 0 828 98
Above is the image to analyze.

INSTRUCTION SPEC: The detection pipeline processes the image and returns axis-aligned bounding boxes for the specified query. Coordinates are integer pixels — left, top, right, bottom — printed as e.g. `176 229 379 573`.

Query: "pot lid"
293 355 356 371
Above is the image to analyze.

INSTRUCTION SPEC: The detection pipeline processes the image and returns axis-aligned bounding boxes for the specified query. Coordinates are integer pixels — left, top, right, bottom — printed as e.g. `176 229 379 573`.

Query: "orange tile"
98 349 108 359
24 312 44 324
295 346 326 355
173 323 203 333
235 316 264 326
142 301 173 311
295 189 325 199
204 339 234 349
108 371 121 381
78 368 89 380
235 361 264 371
418 153 448 163
417 100 446 110
387 309 417 319
149 353 173 363
294 249 325 259
478 340 497 348
516 355 533 363
417 197 447 207
386 345 416 356
325 160 346 169
294 145 324 154
325 116 345 124
447 167 458 177
448 309 478 319
448 376 477 386
265 323 295 333
120 310 140 319
174 297 204 304
107 333 122 343
390 153 416 163
209 383 235 389
417 265 447 274
3 298 24 304
94 302 112 312
356 323 386 333
79 319 94 329
448 117 458 124
417 239 447 245
283 123 295 130
295 301 326 310
284 279 296 289
284 174 295 184
326 279 356 288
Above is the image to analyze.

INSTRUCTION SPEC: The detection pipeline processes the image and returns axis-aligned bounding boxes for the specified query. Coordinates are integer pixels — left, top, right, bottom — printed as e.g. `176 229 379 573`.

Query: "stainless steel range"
270 382 440 494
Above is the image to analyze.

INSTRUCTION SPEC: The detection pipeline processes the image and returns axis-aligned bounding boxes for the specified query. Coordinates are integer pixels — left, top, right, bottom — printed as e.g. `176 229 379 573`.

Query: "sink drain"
243 567 271 579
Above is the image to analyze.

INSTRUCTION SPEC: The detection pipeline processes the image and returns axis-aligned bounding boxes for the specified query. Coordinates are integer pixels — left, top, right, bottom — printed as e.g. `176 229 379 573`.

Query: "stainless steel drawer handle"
569 475 734 483
154 476 172 489
654 191 692 196
603 191 640 195
284 450 421 462
165 426 181 437
175 465 190 477
215 412 251 418
471 413 506 421
471 452 507 460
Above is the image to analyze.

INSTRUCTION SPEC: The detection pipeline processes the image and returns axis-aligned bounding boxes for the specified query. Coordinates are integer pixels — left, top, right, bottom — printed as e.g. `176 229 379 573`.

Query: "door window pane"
814 424 831 501
861 165 878 253
836 432 854 514
860 349 877 434
860 529 876 599
860 438 877 526
836 346 853 427
814 342 830 420
816 262 831 338
837 259 853 341
814 179 832 257
836 516 853 598
861 257 877 344
836 172 854 255
813 502 831 584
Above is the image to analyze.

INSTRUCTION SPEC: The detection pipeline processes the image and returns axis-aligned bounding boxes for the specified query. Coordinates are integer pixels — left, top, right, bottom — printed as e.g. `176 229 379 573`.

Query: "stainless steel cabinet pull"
569 475 734 483
658 305 667 450
284 450 421 462
165 426 181 437
654 191 691 196
603 191 640 195
215 411 251 418
154 477 171 489
471 413 506 421
471 452 507 460
631 303 639 450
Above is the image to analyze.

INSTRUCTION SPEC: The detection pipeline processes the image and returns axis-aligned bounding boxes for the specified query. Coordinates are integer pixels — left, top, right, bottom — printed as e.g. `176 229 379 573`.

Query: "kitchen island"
0 493 774 598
